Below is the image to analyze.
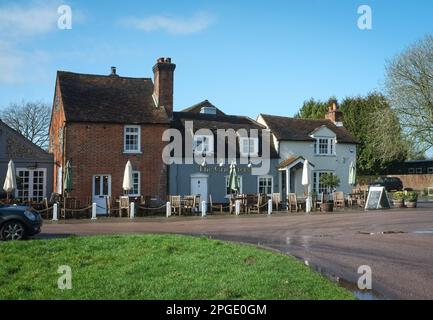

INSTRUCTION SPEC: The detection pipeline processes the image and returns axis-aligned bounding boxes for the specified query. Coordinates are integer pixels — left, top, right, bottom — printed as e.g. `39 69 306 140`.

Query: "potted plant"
319 174 341 212
393 191 405 208
405 191 418 208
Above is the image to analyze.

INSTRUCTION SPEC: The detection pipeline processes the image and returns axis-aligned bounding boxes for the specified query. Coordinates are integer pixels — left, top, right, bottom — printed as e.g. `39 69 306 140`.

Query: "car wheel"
1 221 27 241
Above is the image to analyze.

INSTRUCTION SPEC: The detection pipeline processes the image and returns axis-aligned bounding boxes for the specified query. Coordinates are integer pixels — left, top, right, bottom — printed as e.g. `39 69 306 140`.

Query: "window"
240 138 258 157
408 168 415 174
313 171 334 194
428 167 433 174
128 171 141 196
16 169 46 202
315 138 335 156
258 176 273 195
124 125 141 153
416 168 423 174
225 176 242 197
194 135 213 154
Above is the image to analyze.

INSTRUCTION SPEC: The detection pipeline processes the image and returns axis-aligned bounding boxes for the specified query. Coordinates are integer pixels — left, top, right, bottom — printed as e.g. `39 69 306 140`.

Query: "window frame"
416 168 423 174
15 168 47 202
408 168 415 174
240 137 259 157
313 171 335 194
257 175 273 196
124 125 141 154
193 134 214 155
314 137 336 156
428 167 433 174
128 171 141 197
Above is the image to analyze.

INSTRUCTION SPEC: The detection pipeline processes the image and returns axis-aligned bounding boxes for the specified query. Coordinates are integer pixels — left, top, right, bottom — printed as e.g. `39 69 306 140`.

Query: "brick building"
49 58 175 213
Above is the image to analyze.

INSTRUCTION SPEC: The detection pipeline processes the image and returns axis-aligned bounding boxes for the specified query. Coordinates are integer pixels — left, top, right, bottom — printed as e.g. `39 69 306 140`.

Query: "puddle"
411 229 433 234
358 231 406 235
300 258 386 300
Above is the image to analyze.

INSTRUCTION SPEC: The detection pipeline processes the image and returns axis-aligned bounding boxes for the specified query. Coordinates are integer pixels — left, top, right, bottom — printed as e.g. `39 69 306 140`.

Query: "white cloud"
121 12 214 35
0 2 61 37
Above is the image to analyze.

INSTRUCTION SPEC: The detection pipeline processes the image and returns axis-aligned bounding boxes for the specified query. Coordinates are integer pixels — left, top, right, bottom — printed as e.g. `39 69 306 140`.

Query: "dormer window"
240 137 258 157
124 125 141 153
193 135 213 154
315 138 335 156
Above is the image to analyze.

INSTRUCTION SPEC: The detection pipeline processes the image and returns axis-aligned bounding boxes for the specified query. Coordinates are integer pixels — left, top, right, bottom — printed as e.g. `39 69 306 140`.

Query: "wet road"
39 206 433 300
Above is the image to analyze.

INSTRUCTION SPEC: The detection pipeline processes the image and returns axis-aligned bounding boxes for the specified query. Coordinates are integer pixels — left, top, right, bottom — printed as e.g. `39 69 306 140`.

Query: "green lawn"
0 235 354 300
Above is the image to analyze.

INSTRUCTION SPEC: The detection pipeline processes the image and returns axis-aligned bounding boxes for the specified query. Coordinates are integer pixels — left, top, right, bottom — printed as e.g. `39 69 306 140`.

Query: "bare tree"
385 34 433 154
1 101 51 149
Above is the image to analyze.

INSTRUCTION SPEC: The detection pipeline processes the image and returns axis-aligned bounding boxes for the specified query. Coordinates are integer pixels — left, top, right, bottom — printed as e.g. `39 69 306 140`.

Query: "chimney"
325 99 344 127
153 57 176 118
110 66 118 76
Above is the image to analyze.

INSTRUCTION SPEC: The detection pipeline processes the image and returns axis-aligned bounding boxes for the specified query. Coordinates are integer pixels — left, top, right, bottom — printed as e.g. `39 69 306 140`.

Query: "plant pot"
320 203 334 212
393 200 405 208
406 201 417 208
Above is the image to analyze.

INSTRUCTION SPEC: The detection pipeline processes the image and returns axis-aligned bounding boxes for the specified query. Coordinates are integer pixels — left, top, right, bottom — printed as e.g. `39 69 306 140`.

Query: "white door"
191 175 208 211
92 175 111 214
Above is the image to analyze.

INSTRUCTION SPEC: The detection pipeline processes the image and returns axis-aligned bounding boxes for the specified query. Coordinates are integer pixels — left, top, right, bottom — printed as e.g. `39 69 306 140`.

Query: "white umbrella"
301 160 312 213
3 160 17 203
122 160 133 193
348 161 356 186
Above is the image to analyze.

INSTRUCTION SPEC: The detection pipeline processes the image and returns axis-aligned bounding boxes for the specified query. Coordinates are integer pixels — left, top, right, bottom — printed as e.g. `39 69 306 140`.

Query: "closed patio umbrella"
3 160 17 203
301 160 312 213
122 160 133 194
228 162 240 194
64 160 73 194
349 161 356 186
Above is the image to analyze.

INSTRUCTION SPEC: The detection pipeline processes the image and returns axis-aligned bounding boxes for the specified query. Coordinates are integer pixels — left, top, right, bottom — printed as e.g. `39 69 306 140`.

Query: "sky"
0 0 433 119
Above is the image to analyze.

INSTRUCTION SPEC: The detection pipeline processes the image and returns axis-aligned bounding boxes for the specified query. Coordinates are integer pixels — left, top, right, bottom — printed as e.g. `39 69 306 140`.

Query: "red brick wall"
49 78 66 194
63 123 168 205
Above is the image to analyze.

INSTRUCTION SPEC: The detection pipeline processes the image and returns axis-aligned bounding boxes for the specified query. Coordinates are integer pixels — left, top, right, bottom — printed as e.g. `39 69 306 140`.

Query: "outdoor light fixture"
201 157 207 167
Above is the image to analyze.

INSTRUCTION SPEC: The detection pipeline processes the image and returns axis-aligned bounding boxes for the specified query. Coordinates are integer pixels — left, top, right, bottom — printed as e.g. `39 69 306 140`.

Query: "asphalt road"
39 205 433 300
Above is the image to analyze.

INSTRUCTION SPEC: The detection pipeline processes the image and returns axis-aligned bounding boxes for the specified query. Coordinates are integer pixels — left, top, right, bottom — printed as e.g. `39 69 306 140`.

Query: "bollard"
201 201 207 217
91 203 97 220
130 202 135 219
235 200 241 215
268 199 272 215
52 203 58 221
166 202 171 218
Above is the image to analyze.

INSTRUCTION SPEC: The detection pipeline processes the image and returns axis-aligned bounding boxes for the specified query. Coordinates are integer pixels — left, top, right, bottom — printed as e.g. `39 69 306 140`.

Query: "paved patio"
39 204 433 300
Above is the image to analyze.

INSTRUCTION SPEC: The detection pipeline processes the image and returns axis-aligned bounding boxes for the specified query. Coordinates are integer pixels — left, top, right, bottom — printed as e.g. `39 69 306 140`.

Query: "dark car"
369 177 403 192
0 205 43 240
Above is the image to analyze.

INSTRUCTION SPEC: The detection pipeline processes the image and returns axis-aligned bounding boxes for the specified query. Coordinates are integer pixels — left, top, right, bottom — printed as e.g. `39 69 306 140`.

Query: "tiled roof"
260 114 358 144
57 71 169 124
181 100 226 115
277 156 315 169
173 104 279 158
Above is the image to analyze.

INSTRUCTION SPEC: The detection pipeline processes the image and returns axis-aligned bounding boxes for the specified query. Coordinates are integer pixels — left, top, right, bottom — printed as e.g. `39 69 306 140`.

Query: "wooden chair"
272 193 283 211
183 195 195 215
209 194 223 214
170 196 182 216
315 192 324 211
248 194 265 214
119 196 130 217
288 193 299 212
333 191 345 209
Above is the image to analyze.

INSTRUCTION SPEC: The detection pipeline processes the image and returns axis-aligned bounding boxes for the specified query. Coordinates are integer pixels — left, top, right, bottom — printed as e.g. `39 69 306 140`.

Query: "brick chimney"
325 100 344 127
153 57 176 118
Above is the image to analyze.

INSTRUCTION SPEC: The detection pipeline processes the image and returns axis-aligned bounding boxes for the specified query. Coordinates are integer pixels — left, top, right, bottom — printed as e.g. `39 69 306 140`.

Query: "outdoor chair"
288 193 300 212
272 193 283 211
209 194 223 214
248 194 266 214
183 195 196 215
170 196 182 216
333 191 345 209
119 196 130 217
315 193 324 211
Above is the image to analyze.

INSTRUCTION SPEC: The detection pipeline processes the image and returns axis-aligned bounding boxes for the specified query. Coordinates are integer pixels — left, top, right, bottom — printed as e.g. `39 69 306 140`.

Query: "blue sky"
0 0 432 118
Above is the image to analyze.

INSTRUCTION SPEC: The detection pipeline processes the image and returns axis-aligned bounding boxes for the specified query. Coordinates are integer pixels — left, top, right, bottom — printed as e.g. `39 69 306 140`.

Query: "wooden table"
229 195 248 214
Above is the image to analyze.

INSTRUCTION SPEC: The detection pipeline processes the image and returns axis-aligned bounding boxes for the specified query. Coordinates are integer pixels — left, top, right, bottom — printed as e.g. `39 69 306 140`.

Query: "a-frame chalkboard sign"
365 186 391 210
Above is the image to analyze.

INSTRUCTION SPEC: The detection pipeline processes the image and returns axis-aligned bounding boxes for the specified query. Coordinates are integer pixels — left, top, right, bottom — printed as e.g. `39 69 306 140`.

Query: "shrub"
405 191 418 202
393 191 405 201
